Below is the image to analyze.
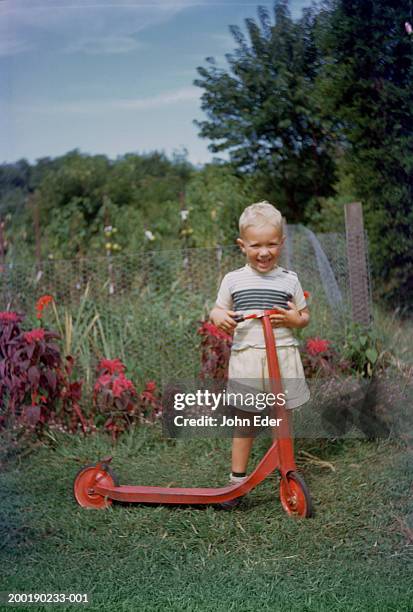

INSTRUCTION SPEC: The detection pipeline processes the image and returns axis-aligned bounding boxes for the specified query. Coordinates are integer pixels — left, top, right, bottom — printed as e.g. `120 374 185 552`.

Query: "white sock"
230 473 247 484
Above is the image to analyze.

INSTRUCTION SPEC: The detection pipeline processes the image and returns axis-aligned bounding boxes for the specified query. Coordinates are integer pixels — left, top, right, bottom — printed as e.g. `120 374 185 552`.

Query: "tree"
316 0 413 309
194 1 337 221
36 150 111 257
185 163 254 247
0 150 195 260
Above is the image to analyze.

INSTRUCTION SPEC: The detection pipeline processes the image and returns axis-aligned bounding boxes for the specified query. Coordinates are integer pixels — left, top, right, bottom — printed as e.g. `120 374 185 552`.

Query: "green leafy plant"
342 323 387 377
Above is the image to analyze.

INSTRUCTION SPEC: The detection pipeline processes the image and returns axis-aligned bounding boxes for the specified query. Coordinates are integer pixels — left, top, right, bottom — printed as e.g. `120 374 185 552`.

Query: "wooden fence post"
344 202 372 326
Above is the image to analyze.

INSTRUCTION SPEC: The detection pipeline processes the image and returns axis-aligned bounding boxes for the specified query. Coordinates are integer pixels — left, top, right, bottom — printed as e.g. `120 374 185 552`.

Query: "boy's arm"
295 305 310 328
210 275 238 333
270 303 310 329
270 277 310 329
210 306 238 333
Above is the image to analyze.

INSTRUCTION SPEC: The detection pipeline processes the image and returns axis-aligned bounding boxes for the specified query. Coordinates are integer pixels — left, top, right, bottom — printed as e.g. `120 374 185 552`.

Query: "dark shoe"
218 496 244 510
218 474 247 509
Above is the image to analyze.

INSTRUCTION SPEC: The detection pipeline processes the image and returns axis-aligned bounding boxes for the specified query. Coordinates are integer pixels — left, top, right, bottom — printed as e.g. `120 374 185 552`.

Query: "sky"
1 0 312 167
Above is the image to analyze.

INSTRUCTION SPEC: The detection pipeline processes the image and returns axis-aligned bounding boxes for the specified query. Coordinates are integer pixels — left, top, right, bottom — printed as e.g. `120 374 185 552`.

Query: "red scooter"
73 309 313 517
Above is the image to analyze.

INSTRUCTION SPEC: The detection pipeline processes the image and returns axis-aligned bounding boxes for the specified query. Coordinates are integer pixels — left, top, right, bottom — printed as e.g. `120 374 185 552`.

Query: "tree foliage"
0 150 194 260
186 164 254 247
194 1 338 220
316 0 413 308
194 0 413 309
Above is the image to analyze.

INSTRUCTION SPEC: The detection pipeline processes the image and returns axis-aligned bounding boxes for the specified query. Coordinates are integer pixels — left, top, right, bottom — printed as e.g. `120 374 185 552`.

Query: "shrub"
0 302 88 433
93 358 162 440
0 310 62 428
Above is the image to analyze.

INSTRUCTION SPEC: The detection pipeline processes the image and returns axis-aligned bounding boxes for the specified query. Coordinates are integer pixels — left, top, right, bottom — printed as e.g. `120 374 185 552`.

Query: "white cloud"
0 37 33 57
65 35 142 55
116 87 200 109
0 0 205 57
15 86 200 114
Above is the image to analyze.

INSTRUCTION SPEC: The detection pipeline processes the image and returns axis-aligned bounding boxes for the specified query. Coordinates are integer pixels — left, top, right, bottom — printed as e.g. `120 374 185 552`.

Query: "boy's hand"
270 302 310 329
210 308 239 333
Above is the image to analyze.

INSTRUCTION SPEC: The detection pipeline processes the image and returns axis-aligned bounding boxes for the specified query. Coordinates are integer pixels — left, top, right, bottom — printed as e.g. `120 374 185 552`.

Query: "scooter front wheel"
279 471 313 518
73 463 119 509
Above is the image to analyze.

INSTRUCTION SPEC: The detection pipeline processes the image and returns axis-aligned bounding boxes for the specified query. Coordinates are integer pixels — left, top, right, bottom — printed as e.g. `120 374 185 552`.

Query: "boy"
210 201 310 507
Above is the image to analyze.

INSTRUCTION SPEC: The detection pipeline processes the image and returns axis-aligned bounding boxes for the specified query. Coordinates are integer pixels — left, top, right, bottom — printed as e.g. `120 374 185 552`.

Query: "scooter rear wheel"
73 463 119 509
279 471 313 518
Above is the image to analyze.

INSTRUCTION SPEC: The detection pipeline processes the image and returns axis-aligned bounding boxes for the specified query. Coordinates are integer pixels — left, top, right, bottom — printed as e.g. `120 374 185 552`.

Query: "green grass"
1 428 412 612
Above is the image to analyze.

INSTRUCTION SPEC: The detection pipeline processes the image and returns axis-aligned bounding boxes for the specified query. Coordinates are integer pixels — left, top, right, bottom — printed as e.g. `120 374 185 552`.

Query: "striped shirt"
216 264 307 349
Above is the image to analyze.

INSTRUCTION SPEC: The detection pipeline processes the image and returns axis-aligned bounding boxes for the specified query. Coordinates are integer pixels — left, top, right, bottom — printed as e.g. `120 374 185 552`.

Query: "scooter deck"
94 441 285 504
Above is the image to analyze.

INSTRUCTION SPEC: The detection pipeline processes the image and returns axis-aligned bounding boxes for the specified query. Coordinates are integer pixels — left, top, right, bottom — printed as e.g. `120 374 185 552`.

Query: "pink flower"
306 337 330 356
405 21 413 35
112 373 136 398
24 328 46 343
98 358 125 375
0 311 21 323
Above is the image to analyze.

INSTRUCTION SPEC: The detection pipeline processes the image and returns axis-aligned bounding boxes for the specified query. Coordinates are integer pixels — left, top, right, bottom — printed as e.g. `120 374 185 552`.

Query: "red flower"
24 328 46 343
306 337 330 356
98 358 125 375
94 373 112 392
0 311 21 323
303 290 310 299
36 295 54 320
112 373 136 398
145 381 156 392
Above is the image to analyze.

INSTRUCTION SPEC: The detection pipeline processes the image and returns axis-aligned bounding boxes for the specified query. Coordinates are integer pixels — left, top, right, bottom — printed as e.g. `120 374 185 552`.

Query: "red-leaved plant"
93 358 162 440
197 321 232 380
57 355 89 433
0 310 63 427
0 299 87 433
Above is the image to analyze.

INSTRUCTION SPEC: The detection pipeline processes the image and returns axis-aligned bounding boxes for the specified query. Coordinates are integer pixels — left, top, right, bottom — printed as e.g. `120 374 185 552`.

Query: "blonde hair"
239 201 284 236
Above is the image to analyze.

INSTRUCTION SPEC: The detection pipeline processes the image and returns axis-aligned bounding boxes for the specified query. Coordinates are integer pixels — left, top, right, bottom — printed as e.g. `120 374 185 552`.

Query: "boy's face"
237 224 285 273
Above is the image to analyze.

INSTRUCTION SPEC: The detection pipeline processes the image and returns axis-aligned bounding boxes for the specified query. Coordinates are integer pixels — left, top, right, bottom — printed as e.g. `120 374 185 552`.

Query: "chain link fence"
0 226 360 391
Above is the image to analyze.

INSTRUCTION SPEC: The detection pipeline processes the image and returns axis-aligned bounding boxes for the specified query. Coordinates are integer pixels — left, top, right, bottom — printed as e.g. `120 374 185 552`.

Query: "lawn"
1 426 412 612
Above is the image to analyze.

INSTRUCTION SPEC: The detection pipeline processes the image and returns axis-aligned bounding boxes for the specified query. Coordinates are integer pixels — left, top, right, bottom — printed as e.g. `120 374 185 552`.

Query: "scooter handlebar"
230 290 312 324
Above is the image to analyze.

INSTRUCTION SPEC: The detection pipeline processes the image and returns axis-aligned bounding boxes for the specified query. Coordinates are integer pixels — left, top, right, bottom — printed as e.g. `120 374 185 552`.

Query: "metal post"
283 220 292 269
30 191 42 273
344 202 372 326
0 218 5 267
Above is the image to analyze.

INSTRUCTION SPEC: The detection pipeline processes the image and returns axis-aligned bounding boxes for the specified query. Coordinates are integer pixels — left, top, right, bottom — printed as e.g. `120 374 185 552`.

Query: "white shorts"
227 346 310 411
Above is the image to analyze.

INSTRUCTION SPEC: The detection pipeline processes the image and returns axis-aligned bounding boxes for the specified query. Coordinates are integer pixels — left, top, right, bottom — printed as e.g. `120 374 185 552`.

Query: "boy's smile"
237 225 285 273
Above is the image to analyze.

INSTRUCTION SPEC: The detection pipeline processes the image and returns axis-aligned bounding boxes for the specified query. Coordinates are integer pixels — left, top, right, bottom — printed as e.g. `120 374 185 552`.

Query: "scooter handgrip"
232 314 245 323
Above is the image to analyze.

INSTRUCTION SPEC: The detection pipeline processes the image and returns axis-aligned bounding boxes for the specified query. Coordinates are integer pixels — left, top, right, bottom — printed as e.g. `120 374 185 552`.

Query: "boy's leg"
231 406 258 473
219 436 252 510
231 436 254 474
219 410 256 509
227 347 260 476
223 348 263 508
